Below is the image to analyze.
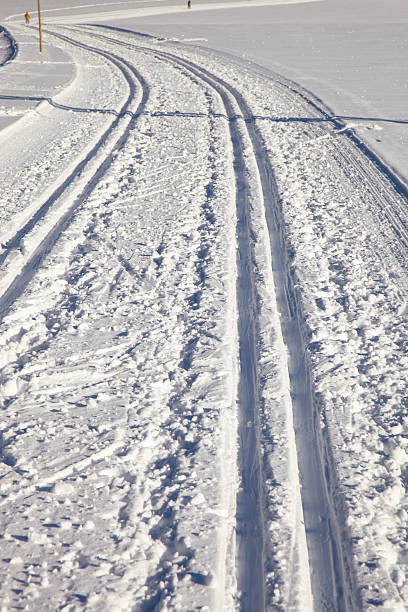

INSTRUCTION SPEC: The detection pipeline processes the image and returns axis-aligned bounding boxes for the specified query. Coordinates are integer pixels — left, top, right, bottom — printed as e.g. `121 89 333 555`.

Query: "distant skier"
25 11 30 24
187 0 191 8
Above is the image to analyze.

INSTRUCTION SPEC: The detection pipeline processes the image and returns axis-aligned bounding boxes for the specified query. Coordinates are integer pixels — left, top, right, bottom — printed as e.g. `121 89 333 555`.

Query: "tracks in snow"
70 26 361 610
1 24 375 609
163 44 350 612
0 30 148 322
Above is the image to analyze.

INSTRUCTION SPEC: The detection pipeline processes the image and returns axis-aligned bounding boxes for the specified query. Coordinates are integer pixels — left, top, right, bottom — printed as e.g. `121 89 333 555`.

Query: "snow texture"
0 1 407 610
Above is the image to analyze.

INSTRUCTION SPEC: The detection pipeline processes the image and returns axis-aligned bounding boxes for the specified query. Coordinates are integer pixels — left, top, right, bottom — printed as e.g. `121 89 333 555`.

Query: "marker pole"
38 0 43 52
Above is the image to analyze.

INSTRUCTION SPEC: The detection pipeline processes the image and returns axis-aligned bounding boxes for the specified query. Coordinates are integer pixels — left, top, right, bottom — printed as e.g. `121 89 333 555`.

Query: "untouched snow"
0 1 408 611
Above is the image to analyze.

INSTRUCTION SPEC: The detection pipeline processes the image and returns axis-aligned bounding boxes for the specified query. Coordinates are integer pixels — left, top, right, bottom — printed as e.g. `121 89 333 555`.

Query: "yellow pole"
37 0 43 52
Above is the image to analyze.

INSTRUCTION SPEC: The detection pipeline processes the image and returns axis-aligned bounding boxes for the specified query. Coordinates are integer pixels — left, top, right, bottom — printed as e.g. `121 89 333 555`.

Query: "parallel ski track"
72 25 360 611
0 30 148 321
142 33 267 612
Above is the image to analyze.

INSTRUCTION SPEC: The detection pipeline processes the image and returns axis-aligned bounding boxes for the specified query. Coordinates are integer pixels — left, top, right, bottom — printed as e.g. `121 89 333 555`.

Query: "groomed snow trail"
1 22 408 612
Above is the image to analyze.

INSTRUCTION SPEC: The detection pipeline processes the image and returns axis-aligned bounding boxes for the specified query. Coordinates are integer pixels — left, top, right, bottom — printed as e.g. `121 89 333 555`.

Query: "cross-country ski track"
1 23 408 611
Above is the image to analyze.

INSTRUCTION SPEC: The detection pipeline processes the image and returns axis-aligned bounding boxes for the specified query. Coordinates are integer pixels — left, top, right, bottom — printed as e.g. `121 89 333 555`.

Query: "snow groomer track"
1 23 408 611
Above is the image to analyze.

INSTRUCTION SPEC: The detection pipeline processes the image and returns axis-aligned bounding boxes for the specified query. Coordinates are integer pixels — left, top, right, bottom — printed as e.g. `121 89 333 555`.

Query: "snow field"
1 13 408 612
4 0 321 26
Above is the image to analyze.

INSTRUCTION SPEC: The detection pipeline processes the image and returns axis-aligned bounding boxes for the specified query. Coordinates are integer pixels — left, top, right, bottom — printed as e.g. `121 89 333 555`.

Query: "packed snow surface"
0 1 408 611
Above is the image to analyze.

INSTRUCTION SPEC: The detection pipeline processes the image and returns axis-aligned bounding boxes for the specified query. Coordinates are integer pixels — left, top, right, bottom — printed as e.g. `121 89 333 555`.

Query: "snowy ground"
1 1 408 611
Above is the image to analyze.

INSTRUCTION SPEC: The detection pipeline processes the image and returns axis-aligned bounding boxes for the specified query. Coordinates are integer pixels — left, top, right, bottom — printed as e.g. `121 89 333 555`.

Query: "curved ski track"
0 31 148 321
63 25 363 610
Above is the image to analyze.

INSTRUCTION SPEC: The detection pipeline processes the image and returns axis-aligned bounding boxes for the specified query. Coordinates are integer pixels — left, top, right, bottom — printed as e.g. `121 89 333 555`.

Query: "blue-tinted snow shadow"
0 26 18 66
1 95 407 126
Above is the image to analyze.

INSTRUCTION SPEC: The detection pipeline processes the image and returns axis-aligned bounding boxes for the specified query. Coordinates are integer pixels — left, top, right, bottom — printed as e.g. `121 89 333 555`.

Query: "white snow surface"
0 1 408 611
